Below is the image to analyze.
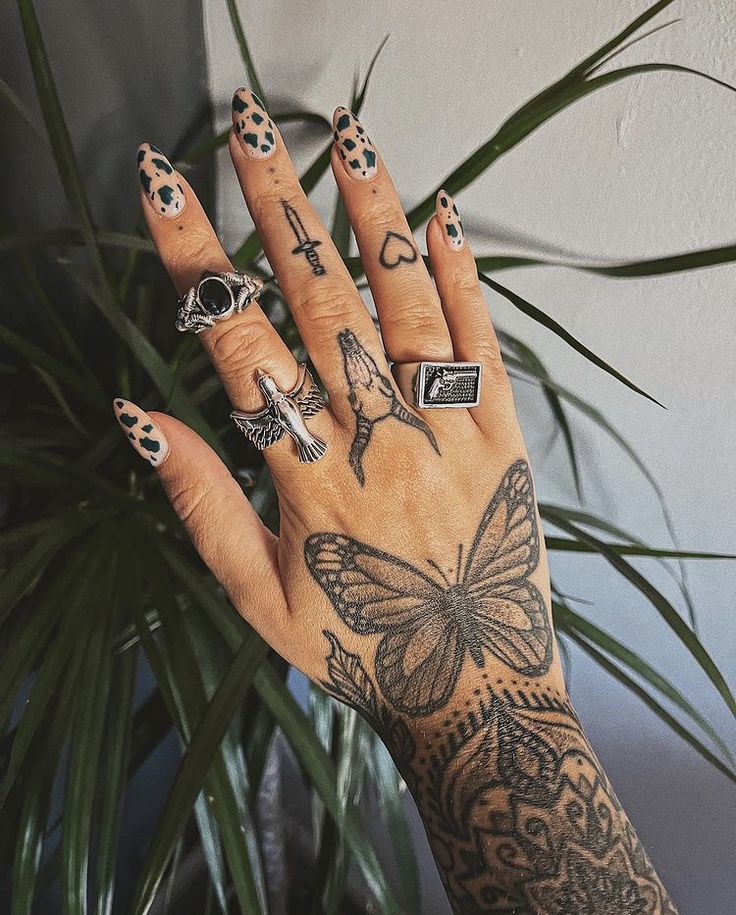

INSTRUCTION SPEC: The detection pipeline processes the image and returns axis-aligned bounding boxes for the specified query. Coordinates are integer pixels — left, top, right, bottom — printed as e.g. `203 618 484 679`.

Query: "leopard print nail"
232 88 277 159
137 143 186 218
332 107 378 180
436 190 464 250
113 399 169 466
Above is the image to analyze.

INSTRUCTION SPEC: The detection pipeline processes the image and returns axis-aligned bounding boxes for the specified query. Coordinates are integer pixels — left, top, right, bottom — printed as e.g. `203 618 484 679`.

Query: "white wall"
204 2 736 911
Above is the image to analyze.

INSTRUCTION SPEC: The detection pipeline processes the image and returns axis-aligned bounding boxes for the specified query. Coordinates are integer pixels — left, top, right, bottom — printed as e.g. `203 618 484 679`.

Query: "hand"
125 97 561 704
119 94 675 913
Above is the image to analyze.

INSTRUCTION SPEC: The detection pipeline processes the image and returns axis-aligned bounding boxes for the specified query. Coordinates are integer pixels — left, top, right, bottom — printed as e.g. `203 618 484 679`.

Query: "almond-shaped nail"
436 190 464 250
332 107 378 180
113 399 169 466
232 88 277 159
137 143 186 218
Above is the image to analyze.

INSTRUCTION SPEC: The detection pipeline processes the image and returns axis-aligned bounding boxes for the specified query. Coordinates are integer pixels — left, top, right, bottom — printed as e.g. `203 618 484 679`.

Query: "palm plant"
1 0 735 912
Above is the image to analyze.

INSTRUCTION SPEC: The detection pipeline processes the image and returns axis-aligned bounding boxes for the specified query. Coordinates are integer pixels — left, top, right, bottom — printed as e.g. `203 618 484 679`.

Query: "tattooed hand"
123 93 677 913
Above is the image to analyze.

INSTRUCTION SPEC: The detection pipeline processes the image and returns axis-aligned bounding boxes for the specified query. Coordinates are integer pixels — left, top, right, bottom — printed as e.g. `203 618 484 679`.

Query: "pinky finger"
112 398 290 641
426 191 515 433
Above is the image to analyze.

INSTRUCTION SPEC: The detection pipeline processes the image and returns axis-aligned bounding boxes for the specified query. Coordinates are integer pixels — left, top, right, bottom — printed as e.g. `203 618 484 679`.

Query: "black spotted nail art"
232 88 277 159
332 107 378 180
137 143 186 218
113 398 169 466
436 190 464 250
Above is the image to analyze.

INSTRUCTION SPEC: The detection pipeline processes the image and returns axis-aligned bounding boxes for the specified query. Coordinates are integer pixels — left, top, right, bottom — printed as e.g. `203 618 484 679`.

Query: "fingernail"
436 190 464 250
332 107 378 180
232 88 277 159
137 143 186 218
113 399 169 466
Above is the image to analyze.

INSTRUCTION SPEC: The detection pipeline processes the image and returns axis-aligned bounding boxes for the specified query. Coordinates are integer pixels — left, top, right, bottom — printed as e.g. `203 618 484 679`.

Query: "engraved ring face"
176 270 263 333
414 361 483 409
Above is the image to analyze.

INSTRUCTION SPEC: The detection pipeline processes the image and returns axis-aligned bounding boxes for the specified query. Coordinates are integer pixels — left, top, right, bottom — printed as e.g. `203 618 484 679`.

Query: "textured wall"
202 2 736 911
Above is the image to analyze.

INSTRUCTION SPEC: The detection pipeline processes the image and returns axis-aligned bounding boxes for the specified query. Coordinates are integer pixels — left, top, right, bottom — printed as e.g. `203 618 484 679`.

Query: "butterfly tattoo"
304 460 552 717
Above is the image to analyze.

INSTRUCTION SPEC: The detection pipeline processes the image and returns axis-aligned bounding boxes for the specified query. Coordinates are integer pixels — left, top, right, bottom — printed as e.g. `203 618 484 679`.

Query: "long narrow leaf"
225 0 267 105
550 516 736 718
555 601 734 765
566 629 736 785
482 274 663 405
130 632 269 915
254 664 404 915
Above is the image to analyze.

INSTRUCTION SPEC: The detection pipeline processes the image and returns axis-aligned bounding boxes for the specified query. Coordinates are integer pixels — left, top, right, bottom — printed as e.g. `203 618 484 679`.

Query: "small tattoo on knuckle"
336 328 439 485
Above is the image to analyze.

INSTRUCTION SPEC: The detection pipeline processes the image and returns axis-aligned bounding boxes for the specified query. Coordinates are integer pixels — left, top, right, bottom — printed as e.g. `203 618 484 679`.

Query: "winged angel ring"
231 364 327 463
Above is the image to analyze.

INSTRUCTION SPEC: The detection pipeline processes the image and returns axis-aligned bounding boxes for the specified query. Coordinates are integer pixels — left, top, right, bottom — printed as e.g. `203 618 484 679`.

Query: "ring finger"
137 142 333 469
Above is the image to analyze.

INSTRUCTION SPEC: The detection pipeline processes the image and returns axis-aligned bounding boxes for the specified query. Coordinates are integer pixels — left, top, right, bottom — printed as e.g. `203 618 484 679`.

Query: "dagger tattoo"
337 329 440 486
281 200 326 277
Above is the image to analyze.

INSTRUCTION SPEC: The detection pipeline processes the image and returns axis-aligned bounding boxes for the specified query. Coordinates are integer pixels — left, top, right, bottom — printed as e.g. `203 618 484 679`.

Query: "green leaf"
499 331 582 499
482 274 663 406
0 325 103 407
370 739 421 915
404 4 732 230
546 538 736 560
549 516 736 719
62 558 118 915
554 601 734 766
0 530 112 807
0 511 93 627
225 0 268 106
254 664 404 915
63 267 224 453
565 627 736 785
130 622 269 915
475 242 736 278
0 75 49 145
94 647 137 915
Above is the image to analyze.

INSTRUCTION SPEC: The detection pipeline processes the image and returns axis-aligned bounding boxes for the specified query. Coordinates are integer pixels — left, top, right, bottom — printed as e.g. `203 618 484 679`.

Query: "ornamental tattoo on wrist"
304 459 677 914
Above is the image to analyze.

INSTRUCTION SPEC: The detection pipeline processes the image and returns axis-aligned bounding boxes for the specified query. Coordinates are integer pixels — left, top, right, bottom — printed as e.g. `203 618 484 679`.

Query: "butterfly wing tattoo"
460 460 552 676
303 535 464 716
304 460 552 717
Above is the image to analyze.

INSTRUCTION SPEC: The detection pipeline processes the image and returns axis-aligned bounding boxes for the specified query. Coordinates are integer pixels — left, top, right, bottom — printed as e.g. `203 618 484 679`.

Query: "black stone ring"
175 270 264 334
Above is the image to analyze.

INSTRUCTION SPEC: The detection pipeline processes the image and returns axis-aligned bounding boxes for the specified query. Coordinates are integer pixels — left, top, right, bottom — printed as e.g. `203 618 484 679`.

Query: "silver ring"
176 270 263 334
231 364 328 463
392 360 483 408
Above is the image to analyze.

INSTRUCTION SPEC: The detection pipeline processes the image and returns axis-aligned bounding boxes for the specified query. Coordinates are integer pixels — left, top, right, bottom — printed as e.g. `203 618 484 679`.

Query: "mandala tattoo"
307 459 677 913
337 329 439 486
305 460 552 715
319 632 677 914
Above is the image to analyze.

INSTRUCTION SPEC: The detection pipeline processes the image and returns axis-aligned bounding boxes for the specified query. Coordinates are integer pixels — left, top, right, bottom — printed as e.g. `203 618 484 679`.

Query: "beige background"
203 1 736 911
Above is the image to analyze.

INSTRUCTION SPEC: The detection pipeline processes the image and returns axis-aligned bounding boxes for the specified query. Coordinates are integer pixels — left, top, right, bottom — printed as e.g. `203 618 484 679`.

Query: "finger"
228 90 385 404
331 108 453 364
137 142 333 469
426 191 516 433
112 398 292 648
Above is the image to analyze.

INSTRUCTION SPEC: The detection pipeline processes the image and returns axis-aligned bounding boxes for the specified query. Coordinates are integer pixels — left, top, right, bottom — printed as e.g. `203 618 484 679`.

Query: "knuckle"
251 188 299 226
166 230 218 274
452 268 482 296
354 202 394 237
168 476 226 529
209 318 276 379
296 284 360 331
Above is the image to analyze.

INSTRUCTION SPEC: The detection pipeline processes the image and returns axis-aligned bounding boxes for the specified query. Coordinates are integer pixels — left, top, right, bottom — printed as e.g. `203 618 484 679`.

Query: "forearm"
400 677 677 914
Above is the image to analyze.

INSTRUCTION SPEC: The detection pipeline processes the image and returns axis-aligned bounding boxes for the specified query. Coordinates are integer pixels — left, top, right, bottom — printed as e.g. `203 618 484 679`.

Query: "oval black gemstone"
197 276 233 315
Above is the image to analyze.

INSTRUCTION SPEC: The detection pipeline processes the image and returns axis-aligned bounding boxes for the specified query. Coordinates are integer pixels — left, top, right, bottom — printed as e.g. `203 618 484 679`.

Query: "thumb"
112 398 289 636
